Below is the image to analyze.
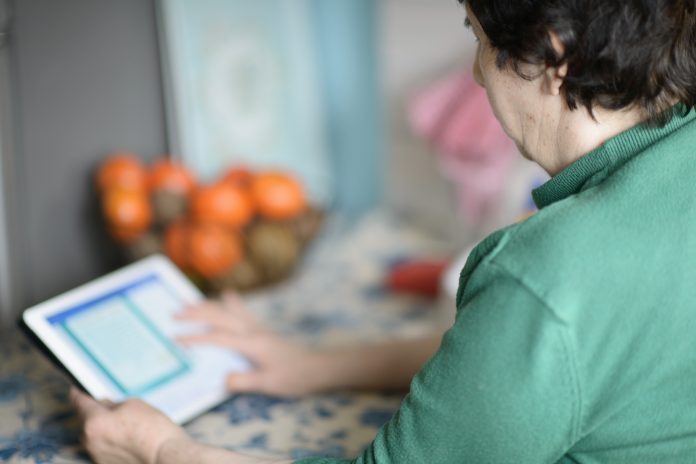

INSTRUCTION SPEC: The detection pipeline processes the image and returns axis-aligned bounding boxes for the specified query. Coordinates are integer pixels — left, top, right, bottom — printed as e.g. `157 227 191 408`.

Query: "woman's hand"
71 387 292 464
176 292 329 397
70 387 190 464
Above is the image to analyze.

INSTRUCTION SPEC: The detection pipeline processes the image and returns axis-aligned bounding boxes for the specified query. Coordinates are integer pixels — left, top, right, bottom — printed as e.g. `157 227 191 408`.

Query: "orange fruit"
191 182 254 228
164 221 242 278
148 159 197 195
189 224 243 278
96 153 148 192
221 166 254 190
102 189 152 242
164 220 193 271
252 172 307 220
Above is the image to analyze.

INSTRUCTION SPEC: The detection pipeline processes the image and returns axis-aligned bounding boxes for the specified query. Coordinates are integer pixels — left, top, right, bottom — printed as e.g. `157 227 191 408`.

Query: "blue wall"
311 0 383 216
162 0 383 216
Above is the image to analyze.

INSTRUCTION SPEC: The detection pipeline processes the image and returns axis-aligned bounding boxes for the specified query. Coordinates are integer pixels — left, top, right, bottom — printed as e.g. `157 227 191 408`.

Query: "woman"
72 0 696 462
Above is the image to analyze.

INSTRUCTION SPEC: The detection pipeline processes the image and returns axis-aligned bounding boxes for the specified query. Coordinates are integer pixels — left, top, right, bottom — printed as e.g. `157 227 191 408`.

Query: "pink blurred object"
409 71 515 221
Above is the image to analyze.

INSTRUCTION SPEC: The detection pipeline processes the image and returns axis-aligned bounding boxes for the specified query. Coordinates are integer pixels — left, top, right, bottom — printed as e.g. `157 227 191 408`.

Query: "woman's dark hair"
463 0 696 124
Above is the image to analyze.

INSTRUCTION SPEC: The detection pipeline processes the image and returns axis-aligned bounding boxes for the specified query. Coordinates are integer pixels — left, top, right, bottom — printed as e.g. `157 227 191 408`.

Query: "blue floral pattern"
0 213 453 462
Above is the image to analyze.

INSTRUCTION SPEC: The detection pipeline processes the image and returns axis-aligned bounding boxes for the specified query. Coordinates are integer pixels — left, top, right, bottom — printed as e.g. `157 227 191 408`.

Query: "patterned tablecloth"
0 213 458 463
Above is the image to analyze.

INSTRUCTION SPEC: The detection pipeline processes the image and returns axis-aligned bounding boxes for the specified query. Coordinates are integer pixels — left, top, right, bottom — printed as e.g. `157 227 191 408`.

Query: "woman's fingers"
176 305 237 330
225 372 267 393
176 332 267 359
181 292 243 317
182 298 223 314
177 294 262 334
70 387 105 421
99 399 117 408
221 291 245 313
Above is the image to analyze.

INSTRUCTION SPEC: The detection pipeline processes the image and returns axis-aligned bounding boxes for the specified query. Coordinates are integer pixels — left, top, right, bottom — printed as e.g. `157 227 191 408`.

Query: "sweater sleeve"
296 261 581 464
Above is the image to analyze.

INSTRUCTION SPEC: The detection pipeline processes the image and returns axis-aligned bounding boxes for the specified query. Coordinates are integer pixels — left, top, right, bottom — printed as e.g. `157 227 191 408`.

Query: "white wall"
379 0 481 250
378 1 546 251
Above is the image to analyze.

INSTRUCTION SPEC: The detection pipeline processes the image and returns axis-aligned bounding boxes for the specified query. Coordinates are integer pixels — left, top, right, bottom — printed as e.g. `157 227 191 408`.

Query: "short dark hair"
463 0 696 124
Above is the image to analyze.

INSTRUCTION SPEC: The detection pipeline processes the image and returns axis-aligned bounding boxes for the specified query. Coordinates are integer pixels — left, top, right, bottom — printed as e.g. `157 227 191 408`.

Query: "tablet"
22 254 251 424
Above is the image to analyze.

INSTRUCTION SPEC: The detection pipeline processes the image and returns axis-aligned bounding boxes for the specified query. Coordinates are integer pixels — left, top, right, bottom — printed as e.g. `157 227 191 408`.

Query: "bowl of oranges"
96 152 324 293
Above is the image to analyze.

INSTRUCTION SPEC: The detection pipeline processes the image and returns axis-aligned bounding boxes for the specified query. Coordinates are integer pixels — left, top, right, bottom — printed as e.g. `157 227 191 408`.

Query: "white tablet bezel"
22 254 234 424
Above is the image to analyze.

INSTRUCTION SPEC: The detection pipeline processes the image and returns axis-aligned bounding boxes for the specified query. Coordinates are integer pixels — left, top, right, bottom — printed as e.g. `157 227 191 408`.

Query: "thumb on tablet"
70 386 104 419
226 372 265 393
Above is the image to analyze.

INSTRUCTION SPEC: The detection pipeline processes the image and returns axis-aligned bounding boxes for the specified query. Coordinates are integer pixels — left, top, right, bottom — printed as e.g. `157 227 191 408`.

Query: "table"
0 213 456 463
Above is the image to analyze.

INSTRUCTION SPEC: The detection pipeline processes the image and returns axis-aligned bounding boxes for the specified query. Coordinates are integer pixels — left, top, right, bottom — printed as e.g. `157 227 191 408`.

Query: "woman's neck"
541 105 647 176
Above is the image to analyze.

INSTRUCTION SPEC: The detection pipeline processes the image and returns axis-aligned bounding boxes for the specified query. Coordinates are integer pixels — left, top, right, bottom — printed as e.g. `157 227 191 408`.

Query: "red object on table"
386 259 450 298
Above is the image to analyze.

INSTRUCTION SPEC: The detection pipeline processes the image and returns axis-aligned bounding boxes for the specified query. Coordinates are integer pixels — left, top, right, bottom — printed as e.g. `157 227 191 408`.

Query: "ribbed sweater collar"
532 106 696 209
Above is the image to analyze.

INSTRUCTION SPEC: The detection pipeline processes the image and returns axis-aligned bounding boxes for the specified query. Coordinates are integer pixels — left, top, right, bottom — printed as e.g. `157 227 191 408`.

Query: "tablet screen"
46 274 190 396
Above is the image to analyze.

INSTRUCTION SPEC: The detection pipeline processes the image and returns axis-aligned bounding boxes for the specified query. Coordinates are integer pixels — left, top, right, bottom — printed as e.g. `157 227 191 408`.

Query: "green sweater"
298 107 696 463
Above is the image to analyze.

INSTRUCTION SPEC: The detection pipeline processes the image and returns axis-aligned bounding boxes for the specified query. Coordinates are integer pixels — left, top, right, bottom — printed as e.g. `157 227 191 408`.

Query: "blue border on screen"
47 274 160 326
46 273 191 395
